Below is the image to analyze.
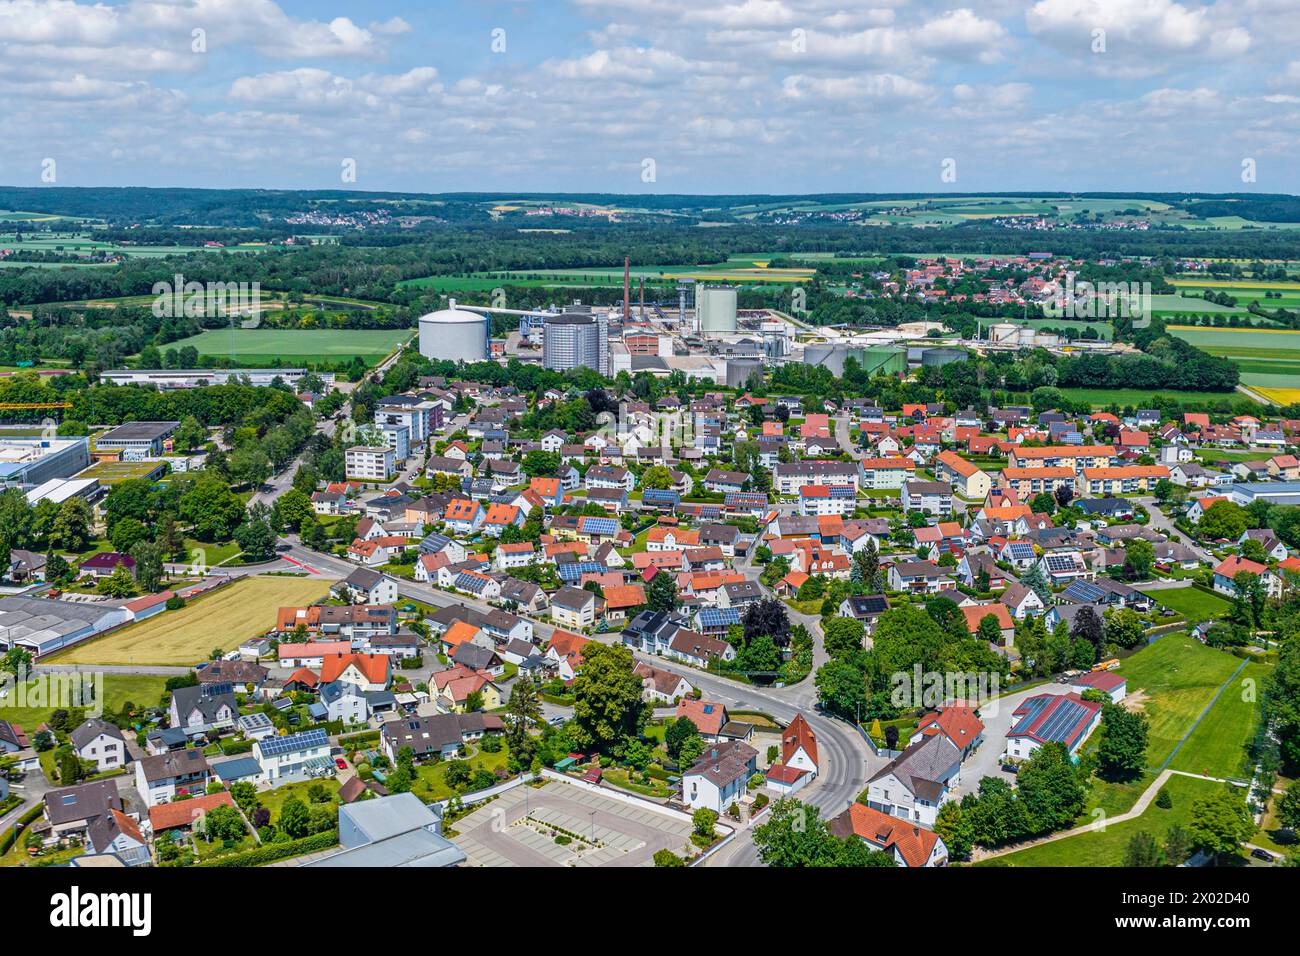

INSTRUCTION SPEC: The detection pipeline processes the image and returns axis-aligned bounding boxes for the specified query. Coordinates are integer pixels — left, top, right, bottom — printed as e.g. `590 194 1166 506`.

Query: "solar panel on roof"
558 562 605 581
259 729 328 756
1038 700 1086 743
1064 580 1106 603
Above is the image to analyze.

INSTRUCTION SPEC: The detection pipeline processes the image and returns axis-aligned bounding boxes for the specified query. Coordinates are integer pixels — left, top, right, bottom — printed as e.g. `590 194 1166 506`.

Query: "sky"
1 0 1298 195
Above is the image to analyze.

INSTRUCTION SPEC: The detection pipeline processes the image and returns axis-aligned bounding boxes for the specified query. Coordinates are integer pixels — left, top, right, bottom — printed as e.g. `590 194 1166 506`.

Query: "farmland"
52 575 330 665
161 328 411 366
399 253 816 292
1054 387 1248 410
0 227 269 260
1167 325 1300 389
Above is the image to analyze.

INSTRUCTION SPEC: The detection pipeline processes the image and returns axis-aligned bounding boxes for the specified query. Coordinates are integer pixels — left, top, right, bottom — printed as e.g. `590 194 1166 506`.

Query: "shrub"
196 830 338 867
1156 788 1173 809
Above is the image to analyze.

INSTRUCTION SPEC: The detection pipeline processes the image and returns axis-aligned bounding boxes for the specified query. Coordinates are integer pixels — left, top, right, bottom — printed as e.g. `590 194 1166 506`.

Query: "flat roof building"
0 436 90 488
95 421 180 458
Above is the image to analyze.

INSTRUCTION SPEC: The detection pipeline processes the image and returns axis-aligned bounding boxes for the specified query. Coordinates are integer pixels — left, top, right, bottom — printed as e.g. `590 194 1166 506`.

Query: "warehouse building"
0 436 91 488
0 595 130 658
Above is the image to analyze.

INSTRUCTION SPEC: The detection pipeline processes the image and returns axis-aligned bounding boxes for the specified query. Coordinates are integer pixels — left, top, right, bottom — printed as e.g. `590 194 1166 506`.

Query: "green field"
1138 585 1231 624
981 773 1226 867
163 328 411 365
1114 635 1245 769
1168 325 1300 387
0 228 268 260
1055 388 1247 409
0 673 168 731
1168 660 1269 780
400 253 814 292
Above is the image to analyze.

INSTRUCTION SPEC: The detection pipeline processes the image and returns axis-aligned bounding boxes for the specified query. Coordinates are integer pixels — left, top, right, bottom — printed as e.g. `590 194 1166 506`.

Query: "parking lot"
450 780 697 867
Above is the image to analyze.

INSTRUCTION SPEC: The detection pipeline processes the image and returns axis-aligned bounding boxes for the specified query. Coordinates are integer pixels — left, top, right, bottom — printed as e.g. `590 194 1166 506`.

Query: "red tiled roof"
149 791 235 831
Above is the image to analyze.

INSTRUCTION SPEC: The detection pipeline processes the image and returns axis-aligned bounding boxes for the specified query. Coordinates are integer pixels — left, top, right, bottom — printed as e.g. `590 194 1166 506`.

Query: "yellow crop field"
1255 387 1300 406
1170 278 1300 291
663 269 814 283
54 576 331 666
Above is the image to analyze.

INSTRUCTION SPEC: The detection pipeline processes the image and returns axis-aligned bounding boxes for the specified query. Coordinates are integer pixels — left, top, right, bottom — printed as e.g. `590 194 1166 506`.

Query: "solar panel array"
580 517 618 535
454 572 489 593
1011 696 1050 733
1037 698 1088 743
698 607 741 628
259 729 328 757
1063 580 1106 603
1044 553 1080 572
558 561 606 582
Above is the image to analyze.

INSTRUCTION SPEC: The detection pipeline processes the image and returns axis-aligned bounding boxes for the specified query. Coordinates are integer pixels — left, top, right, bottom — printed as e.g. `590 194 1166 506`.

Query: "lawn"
163 328 411 365
1112 635 1244 769
981 773 1225 867
0 674 168 731
51 576 330 665
1138 584 1232 624
412 746 508 802
1167 660 1270 780
256 777 340 821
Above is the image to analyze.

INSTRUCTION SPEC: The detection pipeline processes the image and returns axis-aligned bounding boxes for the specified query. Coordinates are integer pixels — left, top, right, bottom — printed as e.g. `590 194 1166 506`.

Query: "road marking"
281 554 319 574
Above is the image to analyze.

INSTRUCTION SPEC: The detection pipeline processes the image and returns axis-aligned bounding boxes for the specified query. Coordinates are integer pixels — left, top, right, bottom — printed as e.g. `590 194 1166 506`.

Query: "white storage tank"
697 285 738 335
417 299 489 363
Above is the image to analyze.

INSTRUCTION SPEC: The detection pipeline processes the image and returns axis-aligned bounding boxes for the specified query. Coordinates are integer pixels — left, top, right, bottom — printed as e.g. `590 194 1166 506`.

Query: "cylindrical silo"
697 286 737 335
418 304 489 363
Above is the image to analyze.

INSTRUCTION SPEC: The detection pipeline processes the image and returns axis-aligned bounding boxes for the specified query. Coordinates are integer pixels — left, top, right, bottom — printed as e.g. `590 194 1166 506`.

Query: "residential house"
69 718 129 773
681 739 757 814
864 733 961 828
135 749 212 807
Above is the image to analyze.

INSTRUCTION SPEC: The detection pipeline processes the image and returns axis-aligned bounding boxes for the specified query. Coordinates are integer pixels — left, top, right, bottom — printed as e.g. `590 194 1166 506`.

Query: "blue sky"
1 0 1297 195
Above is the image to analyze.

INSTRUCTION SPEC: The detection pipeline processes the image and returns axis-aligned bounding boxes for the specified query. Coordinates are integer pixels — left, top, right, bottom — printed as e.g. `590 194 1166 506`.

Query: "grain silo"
418 299 489 363
697 285 738 335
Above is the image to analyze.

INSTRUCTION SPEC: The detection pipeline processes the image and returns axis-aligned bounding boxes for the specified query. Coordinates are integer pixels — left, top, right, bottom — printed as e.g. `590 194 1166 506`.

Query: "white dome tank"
418 299 489 363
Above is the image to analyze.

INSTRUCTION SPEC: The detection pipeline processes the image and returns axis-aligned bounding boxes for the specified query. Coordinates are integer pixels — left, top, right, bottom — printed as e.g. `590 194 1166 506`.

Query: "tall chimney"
624 256 631 321
639 276 645 319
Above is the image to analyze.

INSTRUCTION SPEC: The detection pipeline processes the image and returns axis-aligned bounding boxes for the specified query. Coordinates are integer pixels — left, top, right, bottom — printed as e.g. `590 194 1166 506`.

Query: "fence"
433 772 532 811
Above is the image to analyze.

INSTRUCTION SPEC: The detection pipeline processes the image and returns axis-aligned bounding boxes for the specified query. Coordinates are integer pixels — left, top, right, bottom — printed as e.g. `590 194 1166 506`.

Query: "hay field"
55 576 330 666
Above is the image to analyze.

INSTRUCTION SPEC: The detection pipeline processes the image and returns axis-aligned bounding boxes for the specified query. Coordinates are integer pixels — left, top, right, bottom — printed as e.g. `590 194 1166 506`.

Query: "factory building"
101 369 336 391
417 303 490 364
0 437 91 488
543 312 609 375
95 421 180 458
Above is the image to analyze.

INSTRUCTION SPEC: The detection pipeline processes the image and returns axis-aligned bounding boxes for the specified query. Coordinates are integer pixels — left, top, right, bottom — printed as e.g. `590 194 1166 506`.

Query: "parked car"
1251 847 1275 862
334 757 348 770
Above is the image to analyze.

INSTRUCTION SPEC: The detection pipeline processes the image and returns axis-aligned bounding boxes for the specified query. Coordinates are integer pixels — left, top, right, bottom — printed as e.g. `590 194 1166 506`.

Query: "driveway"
954 680 1075 796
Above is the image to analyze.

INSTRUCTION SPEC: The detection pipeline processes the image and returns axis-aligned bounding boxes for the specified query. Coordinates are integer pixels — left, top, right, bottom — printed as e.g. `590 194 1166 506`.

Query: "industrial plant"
413 259 1134 385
